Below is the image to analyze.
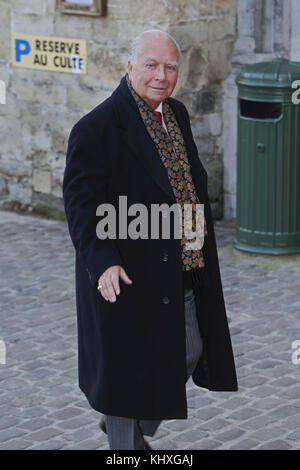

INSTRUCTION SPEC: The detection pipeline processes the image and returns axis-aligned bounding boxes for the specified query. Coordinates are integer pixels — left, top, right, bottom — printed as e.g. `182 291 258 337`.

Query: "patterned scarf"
126 74 208 271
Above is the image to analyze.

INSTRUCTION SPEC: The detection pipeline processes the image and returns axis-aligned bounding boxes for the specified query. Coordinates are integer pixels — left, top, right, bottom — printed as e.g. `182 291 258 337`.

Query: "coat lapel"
111 76 205 204
112 77 176 203
120 120 177 203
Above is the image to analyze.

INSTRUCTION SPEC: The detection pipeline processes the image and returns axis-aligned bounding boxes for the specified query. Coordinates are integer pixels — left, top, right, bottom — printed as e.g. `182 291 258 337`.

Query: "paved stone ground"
0 209 299 450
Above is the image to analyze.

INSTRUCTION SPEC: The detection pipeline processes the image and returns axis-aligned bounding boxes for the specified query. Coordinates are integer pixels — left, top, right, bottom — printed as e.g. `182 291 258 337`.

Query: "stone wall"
0 0 238 220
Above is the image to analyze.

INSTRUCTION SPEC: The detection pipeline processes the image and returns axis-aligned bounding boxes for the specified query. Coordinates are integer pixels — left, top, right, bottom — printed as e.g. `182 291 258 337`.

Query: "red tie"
154 111 162 125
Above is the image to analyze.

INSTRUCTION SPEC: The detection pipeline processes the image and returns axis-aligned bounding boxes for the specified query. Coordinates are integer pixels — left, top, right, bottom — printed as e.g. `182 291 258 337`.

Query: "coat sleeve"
62 118 123 288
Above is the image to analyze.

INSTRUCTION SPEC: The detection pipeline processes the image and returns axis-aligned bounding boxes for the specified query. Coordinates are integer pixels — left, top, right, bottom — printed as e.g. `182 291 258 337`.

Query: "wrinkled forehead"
136 35 180 62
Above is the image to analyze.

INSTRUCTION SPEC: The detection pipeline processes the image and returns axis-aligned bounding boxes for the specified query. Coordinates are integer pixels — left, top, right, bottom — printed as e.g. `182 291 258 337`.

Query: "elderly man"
63 30 237 450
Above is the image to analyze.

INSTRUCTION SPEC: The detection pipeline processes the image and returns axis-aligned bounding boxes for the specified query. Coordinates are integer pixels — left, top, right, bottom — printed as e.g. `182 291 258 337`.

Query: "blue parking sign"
15 39 31 62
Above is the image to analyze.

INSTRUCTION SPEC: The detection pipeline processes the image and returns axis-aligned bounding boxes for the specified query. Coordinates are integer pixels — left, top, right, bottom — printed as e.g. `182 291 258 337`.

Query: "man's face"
128 34 179 109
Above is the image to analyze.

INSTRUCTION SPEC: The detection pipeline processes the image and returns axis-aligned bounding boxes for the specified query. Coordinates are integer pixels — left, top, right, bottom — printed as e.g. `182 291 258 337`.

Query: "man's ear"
127 60 133 79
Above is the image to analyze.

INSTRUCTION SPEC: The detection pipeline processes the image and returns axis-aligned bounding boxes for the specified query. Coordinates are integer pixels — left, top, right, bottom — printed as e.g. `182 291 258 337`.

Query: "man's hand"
97 265 132 302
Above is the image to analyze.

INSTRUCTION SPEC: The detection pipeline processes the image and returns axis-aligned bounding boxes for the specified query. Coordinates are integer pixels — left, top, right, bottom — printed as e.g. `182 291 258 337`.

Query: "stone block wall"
0 0 238 219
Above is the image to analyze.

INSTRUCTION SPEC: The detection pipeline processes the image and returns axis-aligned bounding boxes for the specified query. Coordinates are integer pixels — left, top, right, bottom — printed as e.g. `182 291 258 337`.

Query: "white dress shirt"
154 101 168 134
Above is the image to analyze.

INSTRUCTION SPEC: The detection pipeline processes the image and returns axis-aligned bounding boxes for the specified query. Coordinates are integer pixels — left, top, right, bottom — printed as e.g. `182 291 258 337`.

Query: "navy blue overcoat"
63 75 238 420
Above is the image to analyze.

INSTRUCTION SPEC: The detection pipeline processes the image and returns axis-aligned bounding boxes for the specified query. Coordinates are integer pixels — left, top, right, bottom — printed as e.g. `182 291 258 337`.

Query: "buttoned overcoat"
63 75 238 420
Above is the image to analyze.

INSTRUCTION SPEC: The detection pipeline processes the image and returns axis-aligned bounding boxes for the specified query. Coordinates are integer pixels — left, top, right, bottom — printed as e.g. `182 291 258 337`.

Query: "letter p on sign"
15 38 31 62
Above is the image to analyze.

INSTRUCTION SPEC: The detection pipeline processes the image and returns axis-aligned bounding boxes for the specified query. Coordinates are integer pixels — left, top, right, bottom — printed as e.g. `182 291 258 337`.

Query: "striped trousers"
102 287 203 450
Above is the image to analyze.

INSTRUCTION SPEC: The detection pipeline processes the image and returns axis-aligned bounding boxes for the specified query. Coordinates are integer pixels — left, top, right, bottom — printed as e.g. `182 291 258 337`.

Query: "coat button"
162 296 170 305
162 252 168 262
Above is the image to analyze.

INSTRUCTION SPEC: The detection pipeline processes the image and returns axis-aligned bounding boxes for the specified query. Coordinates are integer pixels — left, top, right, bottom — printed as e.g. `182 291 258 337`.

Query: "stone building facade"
223 0 300 219
0 0 299 220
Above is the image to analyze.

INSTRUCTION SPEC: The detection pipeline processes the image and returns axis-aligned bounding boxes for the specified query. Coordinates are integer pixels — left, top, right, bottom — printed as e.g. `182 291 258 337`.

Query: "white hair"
129 29 182 64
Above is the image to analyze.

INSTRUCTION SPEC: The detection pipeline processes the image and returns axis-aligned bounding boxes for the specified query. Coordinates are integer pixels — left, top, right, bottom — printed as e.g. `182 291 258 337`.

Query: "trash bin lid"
236 57 300 102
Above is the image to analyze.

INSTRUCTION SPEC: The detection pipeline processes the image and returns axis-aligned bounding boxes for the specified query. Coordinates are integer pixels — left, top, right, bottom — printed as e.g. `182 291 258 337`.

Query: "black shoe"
144 441 152 450
99 418 107 434
136 419 152 450
99 418 152 450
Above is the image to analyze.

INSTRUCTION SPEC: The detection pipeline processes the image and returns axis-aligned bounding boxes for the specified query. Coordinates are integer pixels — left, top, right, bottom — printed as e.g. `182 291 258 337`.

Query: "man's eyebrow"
143 57 178 66
143 57 157 63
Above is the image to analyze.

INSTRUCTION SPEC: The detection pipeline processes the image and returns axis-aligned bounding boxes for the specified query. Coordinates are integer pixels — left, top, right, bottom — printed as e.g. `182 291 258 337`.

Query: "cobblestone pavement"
0 210 299 450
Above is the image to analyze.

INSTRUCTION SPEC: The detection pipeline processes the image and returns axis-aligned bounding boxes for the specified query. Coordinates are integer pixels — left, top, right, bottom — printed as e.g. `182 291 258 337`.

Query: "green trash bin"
233 57 300 255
